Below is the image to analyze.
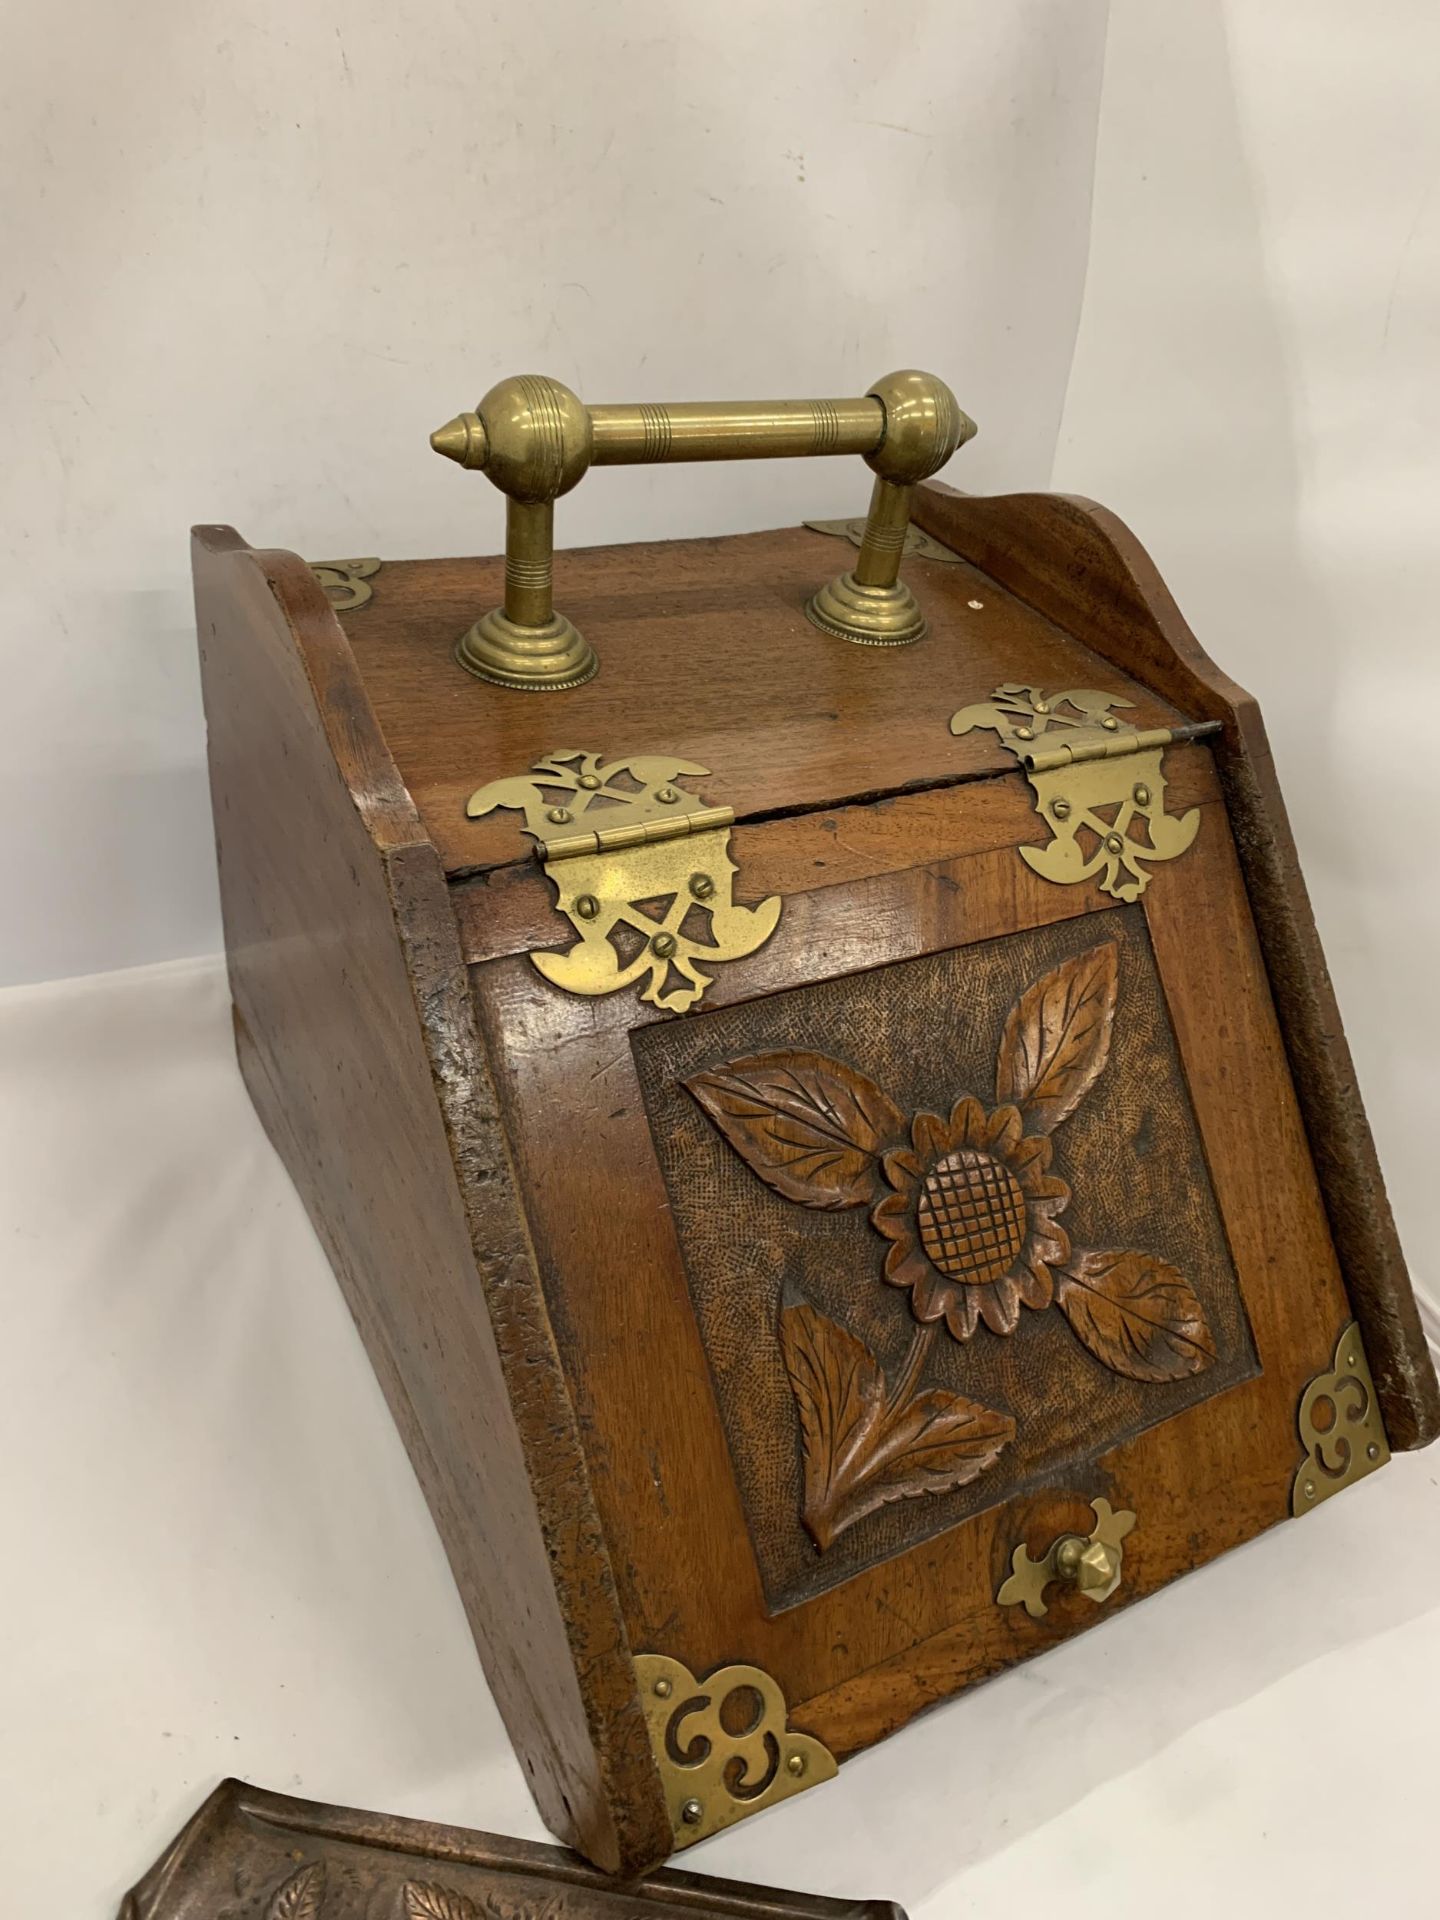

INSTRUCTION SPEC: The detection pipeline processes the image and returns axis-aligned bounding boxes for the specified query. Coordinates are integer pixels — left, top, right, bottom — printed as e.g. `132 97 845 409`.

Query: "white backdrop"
1055 0 1440 1336
4 3 1440 1916
0 0 1105 986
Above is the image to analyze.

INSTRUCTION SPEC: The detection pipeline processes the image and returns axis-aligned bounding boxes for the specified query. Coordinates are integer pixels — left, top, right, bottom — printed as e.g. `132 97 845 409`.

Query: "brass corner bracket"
311 557 381 611
430 370 976 687
1292 1321 1390 1515
466 749 781 1014
997 1497 1136 1619
950 684 1221 902
634 1653 837 1850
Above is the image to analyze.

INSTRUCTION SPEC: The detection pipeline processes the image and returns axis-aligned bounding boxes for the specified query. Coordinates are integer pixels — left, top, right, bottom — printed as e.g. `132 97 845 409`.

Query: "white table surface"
3 955 1437 1917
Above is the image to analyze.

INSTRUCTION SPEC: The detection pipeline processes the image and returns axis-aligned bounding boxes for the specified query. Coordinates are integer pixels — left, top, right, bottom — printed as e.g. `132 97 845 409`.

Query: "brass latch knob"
1053 1532 1121 1597
430 370 975 689
997 1497 1136 1619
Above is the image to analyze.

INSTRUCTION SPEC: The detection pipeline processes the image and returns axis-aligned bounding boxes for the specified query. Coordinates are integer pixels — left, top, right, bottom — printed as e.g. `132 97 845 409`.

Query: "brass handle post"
430 371 975 690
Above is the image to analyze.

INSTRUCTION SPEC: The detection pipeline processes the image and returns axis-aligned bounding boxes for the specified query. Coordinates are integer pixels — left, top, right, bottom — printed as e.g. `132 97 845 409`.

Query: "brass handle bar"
586 397 884 465
430 372 975 691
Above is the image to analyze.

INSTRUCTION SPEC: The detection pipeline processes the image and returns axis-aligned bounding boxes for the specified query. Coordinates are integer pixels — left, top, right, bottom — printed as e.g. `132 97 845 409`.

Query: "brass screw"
651 932 678 958
577 773 602 790
681 1799 704 1826
785 1752 806 1778
1304 1479 1316 1500
689 872 715 901
653 1677 673 1699
574 894 600 921
1105 832 1125 854
1052 798 1072 820
1133 783 1151 806
655 786 679 804
1015 725 1034 741
1367 1443 1380 1460
1034 700 1050 714
546 805 573 825
1102 715 1120 730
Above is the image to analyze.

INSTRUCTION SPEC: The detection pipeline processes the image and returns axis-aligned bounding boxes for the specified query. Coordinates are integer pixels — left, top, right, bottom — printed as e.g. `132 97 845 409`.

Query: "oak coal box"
194 372 1438 1878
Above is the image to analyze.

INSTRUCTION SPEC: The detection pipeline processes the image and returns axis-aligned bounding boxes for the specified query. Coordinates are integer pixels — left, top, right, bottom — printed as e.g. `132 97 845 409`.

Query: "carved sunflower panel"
633 907 1258 1610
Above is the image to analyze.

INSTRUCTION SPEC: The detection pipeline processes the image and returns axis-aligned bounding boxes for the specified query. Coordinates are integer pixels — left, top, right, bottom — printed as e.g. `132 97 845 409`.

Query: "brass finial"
430 412 488 469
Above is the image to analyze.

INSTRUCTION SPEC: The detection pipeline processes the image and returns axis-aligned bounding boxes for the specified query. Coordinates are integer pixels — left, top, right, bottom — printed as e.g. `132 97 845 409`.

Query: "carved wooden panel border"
633 907 1255 1607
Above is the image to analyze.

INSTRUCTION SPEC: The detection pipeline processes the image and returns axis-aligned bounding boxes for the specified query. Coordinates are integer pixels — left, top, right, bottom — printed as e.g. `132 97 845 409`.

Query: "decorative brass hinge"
466 751 782 1014
310 557 381 610
1292 1321 1390 1515
997 1497 1136 1619
634 1653 837 1849
950 685 1221 902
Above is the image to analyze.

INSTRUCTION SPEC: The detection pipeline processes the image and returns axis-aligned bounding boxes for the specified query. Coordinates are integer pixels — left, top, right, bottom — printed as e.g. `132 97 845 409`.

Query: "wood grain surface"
336 529 1186 876
470 780 1352 1759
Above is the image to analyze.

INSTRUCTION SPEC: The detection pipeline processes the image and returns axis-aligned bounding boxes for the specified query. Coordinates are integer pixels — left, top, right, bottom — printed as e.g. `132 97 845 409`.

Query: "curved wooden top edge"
914 482 1438 1449
916 481 1257 717
191 526 430 860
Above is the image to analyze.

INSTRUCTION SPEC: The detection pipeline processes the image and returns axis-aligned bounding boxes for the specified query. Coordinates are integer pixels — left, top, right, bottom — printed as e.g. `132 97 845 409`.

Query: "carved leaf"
268 1864 325 1920
780 1298 1014 1549
686 1051 905 1209
1056 1250 1217 1381
995 943 1119 1133
404 1884 481 1920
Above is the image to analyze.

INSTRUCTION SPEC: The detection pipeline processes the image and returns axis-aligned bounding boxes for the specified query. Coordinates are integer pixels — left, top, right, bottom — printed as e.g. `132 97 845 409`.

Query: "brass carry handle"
429 371 976 691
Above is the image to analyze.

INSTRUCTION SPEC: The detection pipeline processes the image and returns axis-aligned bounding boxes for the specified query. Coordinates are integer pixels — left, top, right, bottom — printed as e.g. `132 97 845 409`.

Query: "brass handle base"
456 606 597 692
805 570 927 648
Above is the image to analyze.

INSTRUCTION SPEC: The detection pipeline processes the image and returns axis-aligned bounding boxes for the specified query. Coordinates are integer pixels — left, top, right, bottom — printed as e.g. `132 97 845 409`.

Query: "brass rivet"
1133 783 1151 806
689 872 715 901
1052 798 1071 820
574 894 600 921
1102 715 1120 730
967 598 984 610
1304 1479 1316 1499
681 1799 704 1826
785 1752 806 1777
578 773 602 790
546 805 573 825
651 932 677 958
1033 700 1050 714
1367 1443 1380 1460
1015 725 1034 741
653 1677 673 1699
1105 832 1125 854
655 786 679 804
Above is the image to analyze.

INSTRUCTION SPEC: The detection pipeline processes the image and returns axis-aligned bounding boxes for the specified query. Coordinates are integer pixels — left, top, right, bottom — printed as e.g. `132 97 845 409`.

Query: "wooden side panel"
192 528 670 1875
913 482 1440 1449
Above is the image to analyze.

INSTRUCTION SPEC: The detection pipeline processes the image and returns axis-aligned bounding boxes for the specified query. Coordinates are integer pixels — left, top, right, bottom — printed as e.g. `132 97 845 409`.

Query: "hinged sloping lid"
336 524 1194 877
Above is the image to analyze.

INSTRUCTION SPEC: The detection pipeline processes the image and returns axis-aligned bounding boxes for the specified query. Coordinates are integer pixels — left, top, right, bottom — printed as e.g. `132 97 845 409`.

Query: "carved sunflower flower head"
871 1097 1070 1340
